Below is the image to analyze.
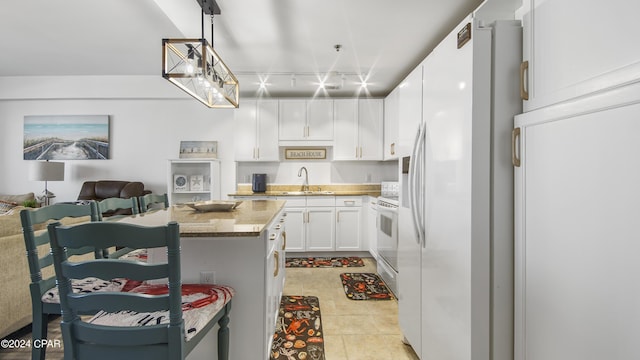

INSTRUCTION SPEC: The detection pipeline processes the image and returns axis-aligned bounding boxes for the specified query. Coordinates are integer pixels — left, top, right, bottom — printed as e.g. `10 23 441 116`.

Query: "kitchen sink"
279 191 335 195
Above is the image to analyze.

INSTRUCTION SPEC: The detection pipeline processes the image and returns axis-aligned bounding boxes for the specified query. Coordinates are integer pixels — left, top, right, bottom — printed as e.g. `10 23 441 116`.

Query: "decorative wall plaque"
284 148 327 160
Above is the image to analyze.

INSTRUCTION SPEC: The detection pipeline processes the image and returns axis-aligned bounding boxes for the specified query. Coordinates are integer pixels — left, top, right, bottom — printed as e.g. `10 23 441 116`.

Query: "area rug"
270 295 325 360
340 273 394 300
285 256 365 268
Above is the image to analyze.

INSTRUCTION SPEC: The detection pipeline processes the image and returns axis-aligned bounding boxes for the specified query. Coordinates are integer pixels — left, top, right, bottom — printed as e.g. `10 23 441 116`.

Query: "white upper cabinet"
358 99 383 160
306 99 334 141
234 100 257 161
520 0 640 111
333 99 359 159
333 99 383 160
234 99 279 161
256 100 280 161
279 99 333 142
278 99 306 140
383 87 399 160
397 64 423 157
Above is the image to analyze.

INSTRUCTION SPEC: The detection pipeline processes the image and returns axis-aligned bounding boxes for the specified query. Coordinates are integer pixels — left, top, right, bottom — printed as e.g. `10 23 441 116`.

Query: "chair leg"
217 306 230 360
31 311 48 360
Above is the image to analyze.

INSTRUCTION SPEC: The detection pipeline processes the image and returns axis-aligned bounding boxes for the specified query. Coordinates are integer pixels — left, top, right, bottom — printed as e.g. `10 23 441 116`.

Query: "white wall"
0 75 398 202
0 94 237 202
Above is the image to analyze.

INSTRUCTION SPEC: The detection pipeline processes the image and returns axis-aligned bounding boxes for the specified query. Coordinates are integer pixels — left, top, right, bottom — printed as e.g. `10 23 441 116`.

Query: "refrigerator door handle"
416 123 427 247
409 123 424 245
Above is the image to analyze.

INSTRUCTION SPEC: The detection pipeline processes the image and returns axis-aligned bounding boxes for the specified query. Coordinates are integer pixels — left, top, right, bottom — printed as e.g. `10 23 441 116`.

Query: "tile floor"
0 257 419 360
284 257 419 360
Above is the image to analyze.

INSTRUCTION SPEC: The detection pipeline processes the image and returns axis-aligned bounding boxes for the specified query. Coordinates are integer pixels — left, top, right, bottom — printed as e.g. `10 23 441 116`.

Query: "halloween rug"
340 273 394 300
270 295 325 360
285 256 365 268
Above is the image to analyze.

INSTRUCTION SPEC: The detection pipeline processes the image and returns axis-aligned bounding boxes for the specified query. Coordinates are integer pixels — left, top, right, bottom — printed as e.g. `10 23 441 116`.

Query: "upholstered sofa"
77 180 150 215
0 192 95 339
0 193 90 338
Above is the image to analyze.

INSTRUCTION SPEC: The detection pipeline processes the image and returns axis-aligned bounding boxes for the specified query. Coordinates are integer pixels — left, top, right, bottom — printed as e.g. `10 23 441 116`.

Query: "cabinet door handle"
269 233 277 241
520 61 529 100
512 127 521 167
273 251 279 277
275 224 282 230
355 147 359 158
336 211 340 223
391 143 395 155
282 231 287 250
256 148 260 159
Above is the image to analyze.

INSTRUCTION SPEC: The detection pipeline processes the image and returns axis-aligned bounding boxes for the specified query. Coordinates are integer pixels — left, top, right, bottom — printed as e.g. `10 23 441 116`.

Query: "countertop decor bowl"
186 200 242 212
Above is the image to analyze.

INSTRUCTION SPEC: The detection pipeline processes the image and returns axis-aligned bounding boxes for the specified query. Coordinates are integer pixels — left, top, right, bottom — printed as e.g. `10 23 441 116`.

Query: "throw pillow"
0 199 17 215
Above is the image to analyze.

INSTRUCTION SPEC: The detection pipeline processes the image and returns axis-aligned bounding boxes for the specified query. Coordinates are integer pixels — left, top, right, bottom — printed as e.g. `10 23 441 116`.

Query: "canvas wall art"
23 115 110 160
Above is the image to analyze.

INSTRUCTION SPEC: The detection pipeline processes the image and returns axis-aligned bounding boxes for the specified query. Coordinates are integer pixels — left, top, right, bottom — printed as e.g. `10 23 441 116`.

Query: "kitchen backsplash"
236 160 398 185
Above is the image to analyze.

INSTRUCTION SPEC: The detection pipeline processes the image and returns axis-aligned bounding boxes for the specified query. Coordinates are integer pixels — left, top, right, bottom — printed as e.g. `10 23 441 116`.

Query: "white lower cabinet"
335 196 363 251
305 207 336 251
304 196 335 251
365 196 378 258
264 213 286 358
233 195 368 253
514 84 640 360
282 207 305 251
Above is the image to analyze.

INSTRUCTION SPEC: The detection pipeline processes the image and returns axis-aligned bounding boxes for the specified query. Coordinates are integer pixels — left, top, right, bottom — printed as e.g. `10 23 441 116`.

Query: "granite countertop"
114 200 286 237
229 184 381 198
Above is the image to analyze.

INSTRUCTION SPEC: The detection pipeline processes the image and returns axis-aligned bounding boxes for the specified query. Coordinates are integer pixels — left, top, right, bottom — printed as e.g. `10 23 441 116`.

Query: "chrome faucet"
298 166 309 192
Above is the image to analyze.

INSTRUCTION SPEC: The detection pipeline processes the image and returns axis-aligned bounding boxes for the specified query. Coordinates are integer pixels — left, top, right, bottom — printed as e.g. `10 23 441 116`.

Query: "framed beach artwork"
23 115 110 160
179 141 218 159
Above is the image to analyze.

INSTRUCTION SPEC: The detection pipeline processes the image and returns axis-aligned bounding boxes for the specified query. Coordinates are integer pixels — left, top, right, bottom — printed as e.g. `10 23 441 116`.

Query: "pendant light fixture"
162 0 239 108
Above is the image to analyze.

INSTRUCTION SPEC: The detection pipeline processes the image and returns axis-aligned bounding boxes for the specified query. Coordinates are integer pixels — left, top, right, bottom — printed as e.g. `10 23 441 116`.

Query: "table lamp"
29 161 65 206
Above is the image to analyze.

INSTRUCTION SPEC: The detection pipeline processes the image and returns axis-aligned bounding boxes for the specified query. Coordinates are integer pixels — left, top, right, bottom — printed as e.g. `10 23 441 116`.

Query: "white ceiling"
0 0 490 98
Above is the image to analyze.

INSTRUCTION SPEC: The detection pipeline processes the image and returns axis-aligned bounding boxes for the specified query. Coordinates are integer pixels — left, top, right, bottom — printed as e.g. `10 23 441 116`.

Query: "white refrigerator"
399 14 522 360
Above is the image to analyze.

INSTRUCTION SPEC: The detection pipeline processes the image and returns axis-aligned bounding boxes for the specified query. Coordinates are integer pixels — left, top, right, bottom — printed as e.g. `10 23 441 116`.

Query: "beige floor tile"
323 335 348 360
342 334 419 360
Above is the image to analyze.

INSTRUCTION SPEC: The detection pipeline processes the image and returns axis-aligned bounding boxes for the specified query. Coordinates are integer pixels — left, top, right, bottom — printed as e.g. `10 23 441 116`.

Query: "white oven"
377 195 398 296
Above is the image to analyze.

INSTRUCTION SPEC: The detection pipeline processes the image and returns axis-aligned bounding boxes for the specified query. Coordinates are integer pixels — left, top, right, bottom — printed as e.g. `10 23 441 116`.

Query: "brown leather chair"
77 180 149 215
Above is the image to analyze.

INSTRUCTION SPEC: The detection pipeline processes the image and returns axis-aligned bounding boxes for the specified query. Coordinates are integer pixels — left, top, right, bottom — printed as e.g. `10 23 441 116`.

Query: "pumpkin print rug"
340 273 394 300
285 256 365 268
270 295 325 360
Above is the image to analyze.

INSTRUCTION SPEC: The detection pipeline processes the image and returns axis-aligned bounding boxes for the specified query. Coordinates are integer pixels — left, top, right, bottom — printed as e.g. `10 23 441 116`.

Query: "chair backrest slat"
67 292 171 314
75 320 170 346
76 339 171 355
53 222 172 250
63 260 168 283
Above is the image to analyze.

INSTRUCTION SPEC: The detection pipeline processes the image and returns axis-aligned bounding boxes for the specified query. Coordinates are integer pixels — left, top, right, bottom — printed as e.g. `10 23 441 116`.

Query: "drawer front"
284 196 306 207
335 196 363 207
306 196 335 207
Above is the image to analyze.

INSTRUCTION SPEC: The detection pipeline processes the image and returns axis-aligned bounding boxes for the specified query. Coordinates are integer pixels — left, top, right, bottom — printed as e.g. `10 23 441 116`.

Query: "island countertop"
115 200 286 237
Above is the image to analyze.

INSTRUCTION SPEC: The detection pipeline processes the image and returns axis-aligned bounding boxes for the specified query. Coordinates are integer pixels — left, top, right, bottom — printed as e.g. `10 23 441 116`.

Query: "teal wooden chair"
47 221 233 360
94 197 139 221
139 193 169 213
20 203 103 360
94 197 140 259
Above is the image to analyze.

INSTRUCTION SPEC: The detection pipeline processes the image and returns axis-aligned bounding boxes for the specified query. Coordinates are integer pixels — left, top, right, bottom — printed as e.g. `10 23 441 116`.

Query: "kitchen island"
116 200 287 360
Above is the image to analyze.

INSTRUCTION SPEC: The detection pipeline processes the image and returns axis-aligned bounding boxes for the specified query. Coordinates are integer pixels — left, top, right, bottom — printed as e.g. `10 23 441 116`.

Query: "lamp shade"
29 161 65 181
